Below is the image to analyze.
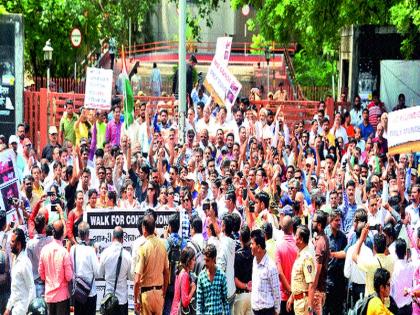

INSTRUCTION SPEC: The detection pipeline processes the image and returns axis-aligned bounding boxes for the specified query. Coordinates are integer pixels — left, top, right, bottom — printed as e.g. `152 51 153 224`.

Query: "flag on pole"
121 46 134 129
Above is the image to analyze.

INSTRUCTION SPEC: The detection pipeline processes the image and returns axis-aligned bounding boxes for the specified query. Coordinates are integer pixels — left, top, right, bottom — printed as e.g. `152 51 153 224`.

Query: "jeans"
74 295 97 315
47 298 70 315
34 279 45 298
253 306 275 315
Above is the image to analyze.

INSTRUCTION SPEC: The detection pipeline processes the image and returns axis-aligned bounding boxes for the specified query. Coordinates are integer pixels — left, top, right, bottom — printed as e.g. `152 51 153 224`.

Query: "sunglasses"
183 199 190 202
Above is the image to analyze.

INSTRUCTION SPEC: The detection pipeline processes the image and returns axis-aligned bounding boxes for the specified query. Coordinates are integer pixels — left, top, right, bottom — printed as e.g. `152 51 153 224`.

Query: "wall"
150 1 254 43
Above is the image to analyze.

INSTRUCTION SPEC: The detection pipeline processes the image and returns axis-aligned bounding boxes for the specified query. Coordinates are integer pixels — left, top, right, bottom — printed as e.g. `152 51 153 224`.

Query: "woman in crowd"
170 247 197 315
139 180 160 210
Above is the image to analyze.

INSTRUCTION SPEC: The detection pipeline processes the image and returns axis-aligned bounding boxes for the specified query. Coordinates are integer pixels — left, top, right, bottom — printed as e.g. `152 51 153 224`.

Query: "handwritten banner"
388 106 420 154
84 67 113 110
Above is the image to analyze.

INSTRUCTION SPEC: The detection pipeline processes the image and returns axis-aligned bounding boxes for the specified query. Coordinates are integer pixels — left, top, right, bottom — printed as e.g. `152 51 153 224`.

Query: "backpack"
0 233 10 285
168 237 182 286
348 294 376 315
188 240 205 277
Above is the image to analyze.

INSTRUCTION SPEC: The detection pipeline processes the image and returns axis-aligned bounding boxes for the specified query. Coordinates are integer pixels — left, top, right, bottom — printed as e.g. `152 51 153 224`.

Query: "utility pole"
178 0 187 144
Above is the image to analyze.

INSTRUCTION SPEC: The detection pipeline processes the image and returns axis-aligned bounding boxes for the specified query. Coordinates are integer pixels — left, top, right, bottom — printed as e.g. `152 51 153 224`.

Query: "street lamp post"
43 39 53 91
264 46 271 95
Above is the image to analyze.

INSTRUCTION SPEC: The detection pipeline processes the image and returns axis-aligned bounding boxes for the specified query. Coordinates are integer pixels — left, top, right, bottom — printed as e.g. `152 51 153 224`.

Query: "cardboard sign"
84 67 113 110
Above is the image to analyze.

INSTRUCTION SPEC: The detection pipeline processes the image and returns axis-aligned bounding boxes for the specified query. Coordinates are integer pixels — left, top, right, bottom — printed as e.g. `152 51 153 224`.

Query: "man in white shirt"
216 214 237 312
344 209 373 308
27 214 52 298
99 226 132 315
69 222 99 315
406 184 420 229
5 228 35 315
218 191 242 220
391 239 415 315
251 228 281 315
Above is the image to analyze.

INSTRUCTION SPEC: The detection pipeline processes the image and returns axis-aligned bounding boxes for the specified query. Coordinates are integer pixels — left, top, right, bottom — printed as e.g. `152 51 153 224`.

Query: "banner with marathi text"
83 207 176 309
388 106 420 155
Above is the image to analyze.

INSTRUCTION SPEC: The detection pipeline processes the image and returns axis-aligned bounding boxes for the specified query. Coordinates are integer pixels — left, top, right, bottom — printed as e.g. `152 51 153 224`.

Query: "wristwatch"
308 306 313 313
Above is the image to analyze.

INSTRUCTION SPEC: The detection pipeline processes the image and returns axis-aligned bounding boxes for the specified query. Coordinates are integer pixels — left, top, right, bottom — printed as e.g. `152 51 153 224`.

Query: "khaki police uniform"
291 246 315 315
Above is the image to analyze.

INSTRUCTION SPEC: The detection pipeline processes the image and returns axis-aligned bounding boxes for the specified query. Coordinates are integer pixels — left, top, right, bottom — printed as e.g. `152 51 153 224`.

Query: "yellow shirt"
367 296 393 315
75 121 90 145
357 254 394 295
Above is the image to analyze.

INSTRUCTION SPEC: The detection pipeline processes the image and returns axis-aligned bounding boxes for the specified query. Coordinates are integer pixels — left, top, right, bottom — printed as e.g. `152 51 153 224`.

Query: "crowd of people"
0 67 418 315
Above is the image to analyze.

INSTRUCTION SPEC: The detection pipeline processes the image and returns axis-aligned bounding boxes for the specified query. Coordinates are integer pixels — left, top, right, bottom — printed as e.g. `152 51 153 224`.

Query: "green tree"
2 0 159 77
231 0 420 86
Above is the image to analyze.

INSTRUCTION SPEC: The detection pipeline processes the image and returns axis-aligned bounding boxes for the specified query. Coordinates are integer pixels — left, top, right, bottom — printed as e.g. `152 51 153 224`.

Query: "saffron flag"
121 46 134 129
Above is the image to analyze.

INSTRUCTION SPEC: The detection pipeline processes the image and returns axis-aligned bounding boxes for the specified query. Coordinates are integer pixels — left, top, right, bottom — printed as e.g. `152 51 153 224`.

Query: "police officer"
287 225 315 315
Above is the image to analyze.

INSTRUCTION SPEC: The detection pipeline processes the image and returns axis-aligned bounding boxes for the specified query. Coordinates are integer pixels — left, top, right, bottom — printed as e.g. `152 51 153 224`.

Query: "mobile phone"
10 222 15 228
369 224 379 231
51 204 57 212
242 188 247 200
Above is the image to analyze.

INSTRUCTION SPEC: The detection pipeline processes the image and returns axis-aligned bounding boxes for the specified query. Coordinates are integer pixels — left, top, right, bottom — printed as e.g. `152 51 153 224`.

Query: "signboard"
84 67 113 110
388 106 420 154
83 208 176 309
0 150 19 223
70 28 82 48
0 15 24 139
204 57 242 108
214 37 232 67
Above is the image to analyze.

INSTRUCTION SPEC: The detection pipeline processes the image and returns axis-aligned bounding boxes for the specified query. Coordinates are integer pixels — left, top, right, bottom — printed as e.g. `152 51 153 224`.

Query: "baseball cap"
48 126 58 135
8 135 18 144
411 168 418 177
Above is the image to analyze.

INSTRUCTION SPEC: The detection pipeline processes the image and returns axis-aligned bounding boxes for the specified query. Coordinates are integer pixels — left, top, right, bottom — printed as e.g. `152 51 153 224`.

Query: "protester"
170 246 197 315
250 229 281 315
99 226 132 315
4 228 35 315
69 222 99 315
196 244 229 315
38 220 73 315
3 73 420 315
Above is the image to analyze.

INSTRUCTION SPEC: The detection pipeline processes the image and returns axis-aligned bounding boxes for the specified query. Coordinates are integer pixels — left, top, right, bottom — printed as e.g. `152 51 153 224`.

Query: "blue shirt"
166 233 187 251
339 201 358 234
358 122 374 141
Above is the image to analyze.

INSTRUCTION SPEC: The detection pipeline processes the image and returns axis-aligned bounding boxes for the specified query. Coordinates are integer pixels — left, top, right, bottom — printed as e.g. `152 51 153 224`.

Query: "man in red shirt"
38 220 73 315
276 215 298 315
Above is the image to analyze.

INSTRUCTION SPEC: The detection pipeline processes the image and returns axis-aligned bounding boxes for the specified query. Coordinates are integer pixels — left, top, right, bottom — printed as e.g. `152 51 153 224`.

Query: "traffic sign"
70 28 82 48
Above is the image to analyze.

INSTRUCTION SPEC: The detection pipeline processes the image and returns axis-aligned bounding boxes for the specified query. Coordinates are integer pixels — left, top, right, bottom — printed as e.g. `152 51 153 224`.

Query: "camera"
7 197 19 206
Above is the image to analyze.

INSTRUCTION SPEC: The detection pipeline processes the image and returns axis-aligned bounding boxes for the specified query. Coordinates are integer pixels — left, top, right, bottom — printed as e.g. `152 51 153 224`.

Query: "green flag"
121 46 134 129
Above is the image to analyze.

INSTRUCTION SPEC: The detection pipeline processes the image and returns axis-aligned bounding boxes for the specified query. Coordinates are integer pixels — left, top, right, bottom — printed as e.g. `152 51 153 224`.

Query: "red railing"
24 89 339 152
124 40 297 56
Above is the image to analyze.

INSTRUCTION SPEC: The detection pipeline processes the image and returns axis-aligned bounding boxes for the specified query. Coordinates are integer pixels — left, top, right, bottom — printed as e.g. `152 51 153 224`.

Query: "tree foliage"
2 0 159 77
231 0 420 85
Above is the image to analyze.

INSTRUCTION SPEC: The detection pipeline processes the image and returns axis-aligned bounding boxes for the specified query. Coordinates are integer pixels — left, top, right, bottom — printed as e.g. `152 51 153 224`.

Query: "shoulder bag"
100 247 123 315
72 245 94 304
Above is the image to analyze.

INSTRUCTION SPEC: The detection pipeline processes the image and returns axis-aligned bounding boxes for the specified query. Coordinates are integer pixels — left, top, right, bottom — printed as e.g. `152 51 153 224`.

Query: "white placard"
84 67 113 110
204 57 242 108
388 106 420 148
215 37 232 67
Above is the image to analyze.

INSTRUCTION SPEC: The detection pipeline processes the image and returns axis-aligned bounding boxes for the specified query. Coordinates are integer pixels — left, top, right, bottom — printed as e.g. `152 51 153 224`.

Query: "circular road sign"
70 28 82 48
242 4 250 16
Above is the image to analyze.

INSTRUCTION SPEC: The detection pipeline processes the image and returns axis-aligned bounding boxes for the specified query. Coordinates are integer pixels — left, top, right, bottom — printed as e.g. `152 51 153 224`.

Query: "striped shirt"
251 253 281 313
